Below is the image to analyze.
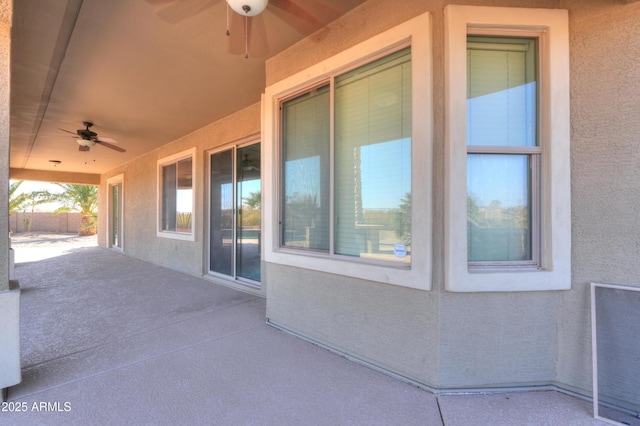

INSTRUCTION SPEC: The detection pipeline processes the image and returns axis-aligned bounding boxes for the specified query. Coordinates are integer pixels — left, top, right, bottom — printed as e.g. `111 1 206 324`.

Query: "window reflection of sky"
467 154 529 208
360 138 411 209
285 137 410 211
238 179 260 207
177 189 192 213
467 82 537 147
215 180 261 211
467 82 535 208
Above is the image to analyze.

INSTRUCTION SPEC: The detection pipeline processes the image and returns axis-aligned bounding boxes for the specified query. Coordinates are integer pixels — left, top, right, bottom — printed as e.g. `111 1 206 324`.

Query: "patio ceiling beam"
10 168 100 185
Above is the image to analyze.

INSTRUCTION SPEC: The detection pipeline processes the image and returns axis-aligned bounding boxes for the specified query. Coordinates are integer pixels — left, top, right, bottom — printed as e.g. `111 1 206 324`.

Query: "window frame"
444 5 571 292
465 34 541 270
205 137 262 286
279 48 412 265
263 12 432 291
157 147 197 241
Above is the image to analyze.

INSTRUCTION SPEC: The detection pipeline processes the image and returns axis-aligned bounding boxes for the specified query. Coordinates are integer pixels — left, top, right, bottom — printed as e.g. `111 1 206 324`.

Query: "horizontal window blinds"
281 85 330 251
334 48 412 261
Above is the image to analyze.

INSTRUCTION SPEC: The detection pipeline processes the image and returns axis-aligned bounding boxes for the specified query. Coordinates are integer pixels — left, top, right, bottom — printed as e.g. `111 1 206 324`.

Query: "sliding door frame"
205 136 262 290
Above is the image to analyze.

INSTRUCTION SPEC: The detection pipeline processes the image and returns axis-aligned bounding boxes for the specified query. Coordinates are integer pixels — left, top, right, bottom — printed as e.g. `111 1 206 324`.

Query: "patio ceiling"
9 0 366 179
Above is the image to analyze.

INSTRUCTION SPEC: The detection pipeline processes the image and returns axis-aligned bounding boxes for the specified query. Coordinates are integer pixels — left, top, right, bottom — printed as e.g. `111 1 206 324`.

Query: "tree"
21 190 56 232
242 191 261 210
9 181 28 215
9 181 58 232
241 191 261 227
53 184 98 236
393 192 412 244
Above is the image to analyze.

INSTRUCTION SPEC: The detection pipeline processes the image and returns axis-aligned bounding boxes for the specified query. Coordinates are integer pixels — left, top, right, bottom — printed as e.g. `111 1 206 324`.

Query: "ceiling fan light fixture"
77 138 96 147
241 155 252 171
226 0 268 17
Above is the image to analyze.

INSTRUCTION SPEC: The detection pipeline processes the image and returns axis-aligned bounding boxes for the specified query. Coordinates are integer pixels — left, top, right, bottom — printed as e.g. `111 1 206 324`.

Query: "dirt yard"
10 232 98 263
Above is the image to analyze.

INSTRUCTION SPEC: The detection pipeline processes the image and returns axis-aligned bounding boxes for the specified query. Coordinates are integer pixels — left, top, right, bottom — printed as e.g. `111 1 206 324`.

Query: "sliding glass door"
209 142 261 284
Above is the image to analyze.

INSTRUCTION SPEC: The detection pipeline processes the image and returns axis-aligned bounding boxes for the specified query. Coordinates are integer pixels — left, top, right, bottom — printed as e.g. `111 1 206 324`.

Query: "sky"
11 180 64 212
285 138 411 211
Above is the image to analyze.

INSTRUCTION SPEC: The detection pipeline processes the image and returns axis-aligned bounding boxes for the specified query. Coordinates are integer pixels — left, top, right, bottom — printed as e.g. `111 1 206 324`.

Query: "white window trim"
444 5 571 292
106 173 124 252
157 147 197 241
262 12 432 291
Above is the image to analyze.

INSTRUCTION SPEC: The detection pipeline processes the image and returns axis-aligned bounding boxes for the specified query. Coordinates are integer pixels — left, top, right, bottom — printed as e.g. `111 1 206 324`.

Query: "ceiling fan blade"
96 137 119 144
144 0 219 24
248 14 269 58
227 13 269 58
59 128 78 135
226 10 246 55
96 140 126 153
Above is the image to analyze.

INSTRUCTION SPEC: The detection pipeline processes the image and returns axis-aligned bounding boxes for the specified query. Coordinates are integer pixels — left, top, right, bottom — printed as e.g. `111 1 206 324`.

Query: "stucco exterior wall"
556 0 640 397
266 263 441 387
265 0 565 392
98 0 640 397
98 103 261 282
0 0 21 391
0 0 10 292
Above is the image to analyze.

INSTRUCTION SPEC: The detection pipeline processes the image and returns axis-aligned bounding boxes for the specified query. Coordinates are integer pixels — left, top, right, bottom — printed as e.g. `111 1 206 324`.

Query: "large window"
281 49 412 265
445 5 570 292
263 12 432 290
158 148 196 241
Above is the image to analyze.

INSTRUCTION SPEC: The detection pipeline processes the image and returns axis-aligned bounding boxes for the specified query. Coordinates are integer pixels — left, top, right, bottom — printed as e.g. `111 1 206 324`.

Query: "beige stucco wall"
266 263 442 386
0 0 21 390
265 0 640 394
0 0 11 292
556 0 640 396
265 0 563 392
98 103 261 290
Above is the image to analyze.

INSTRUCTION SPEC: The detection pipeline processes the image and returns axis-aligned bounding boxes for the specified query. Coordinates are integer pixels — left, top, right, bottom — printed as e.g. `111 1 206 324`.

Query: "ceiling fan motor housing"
227 0 268 16
77 121 97 140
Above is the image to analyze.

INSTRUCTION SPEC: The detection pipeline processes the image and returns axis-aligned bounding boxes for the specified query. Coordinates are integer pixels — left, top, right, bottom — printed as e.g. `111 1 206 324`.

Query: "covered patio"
3 237 625 425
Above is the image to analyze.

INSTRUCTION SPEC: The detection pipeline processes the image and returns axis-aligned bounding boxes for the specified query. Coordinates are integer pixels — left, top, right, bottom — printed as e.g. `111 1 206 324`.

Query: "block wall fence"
8 212 83 234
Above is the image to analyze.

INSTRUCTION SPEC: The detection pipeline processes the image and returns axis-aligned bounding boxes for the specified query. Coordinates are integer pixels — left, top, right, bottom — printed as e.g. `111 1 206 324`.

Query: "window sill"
267 248 427 290
157 230 196 242
277 246 412 269
447 266 571 292
468 265 540 273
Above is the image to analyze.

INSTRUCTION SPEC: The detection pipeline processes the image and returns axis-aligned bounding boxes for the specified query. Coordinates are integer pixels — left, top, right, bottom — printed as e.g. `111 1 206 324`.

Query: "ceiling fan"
145 0 341 58
241 154 260 171
59 122 126 153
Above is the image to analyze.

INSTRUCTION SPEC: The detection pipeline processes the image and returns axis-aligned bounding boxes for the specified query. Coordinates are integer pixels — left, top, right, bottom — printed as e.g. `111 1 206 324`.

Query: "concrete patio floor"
2 234 631 425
